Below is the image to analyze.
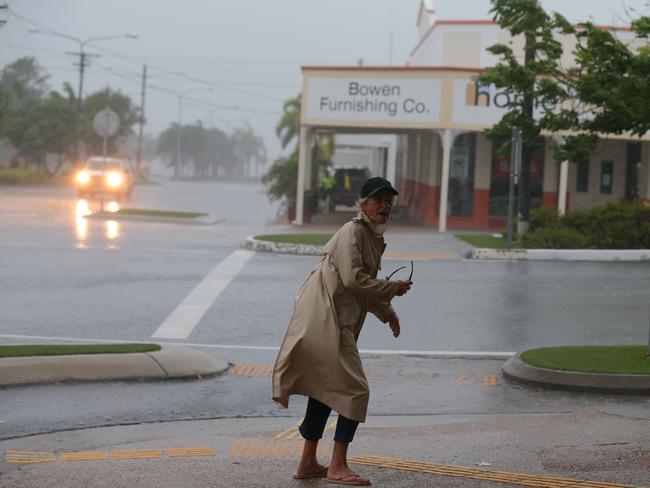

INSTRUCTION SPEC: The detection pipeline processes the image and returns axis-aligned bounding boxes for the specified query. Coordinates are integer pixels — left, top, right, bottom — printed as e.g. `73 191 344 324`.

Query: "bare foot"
327 465 370 485
295 461 329 479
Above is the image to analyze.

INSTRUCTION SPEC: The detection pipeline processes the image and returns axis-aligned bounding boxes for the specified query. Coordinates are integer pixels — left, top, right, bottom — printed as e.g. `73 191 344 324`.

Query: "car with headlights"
75 156 134 200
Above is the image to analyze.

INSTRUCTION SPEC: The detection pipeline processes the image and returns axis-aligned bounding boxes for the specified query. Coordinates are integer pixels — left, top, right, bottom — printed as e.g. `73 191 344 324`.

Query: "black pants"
299 397 359 443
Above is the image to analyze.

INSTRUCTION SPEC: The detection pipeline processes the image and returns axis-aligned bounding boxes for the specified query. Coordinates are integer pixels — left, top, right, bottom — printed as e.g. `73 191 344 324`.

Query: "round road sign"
93 109 120 138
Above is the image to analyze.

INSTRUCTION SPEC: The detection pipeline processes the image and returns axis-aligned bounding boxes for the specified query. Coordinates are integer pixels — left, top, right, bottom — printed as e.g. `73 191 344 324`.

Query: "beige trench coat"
272 211 400 422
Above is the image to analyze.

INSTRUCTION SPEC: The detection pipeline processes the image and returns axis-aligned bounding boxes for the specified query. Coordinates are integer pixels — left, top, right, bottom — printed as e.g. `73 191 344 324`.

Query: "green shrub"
529 207 560 231
0 167 48 185
561 209 592 235
634 204 650 248
522 226 592 249
582 202 640 249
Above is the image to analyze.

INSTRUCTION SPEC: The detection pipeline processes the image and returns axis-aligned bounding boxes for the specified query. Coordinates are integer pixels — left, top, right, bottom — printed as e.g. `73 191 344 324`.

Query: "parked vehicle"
330 168 369 207
75 156 134 200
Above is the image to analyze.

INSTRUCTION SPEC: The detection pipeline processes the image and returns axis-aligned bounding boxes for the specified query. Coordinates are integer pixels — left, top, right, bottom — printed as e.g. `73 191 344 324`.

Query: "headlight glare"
76 171 90 185
106 172 123 187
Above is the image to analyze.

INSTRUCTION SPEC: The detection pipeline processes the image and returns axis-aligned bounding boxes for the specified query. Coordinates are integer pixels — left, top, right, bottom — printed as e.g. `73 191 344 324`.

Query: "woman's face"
362 190 394 224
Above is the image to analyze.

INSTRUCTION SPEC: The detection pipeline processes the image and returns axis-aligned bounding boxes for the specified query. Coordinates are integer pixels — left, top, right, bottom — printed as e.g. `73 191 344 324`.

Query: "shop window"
488 138 545 217
576 159 589 192
447 133 476 217
600 160 613 194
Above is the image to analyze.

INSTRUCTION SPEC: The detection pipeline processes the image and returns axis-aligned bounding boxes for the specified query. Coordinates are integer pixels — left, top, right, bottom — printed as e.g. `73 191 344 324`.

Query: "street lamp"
27 28 138 162
175 87 214 178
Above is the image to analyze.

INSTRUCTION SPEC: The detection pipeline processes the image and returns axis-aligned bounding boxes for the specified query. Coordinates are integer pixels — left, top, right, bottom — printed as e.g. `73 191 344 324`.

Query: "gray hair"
355 197 369 210
356 195 397 210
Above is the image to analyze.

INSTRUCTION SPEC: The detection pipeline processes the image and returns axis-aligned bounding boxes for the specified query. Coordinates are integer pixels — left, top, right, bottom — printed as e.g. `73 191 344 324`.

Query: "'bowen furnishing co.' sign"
304 76 442 126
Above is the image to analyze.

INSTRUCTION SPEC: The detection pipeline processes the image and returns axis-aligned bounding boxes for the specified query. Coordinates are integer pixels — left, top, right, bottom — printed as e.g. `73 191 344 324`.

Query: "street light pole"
135 64 147 180
175 87 213 178
27 29 138 163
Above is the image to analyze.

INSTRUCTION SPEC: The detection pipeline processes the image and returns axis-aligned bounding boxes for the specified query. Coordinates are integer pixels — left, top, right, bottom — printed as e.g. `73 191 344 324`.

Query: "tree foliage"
275 95 300 149
0 87 8 140
263 93 336 205
81 88 142 156
0 57 50 111
479 0 650 164
231 122 267 177
156 122 264 179
5 88 78 175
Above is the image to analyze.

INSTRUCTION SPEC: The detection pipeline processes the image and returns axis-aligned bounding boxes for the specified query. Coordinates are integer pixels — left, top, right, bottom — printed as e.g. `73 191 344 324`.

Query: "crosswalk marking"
152 250 254 339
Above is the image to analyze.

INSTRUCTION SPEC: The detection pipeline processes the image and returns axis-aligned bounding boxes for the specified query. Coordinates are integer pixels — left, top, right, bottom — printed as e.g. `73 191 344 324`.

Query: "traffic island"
503 345 650 393
0 344 229 387
243 233 332 255
87 208 223 225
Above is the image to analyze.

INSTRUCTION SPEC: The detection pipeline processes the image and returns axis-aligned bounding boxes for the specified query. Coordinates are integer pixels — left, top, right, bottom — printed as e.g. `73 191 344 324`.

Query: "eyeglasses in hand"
385 260 413 281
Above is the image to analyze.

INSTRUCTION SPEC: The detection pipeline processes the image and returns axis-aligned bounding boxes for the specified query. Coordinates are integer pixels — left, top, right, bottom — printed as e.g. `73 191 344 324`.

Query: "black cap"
360 177 399 198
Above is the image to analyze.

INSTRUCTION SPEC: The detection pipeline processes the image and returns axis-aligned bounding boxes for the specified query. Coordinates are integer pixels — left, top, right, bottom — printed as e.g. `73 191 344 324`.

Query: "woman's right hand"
395 280 413 296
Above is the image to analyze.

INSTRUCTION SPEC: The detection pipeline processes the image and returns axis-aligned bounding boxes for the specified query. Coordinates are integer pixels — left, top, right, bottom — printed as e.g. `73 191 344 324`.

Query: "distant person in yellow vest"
319 168 335 212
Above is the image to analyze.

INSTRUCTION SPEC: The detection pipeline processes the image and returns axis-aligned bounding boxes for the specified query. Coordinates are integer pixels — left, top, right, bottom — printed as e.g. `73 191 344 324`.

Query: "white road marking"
0 334 515 359
151 250 255 339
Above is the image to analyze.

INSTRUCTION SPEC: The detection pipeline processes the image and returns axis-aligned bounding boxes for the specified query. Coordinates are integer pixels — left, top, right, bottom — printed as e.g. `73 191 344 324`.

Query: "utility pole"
67 49 99 163
135 64 147 180
0 4 7 28
517 30 536 238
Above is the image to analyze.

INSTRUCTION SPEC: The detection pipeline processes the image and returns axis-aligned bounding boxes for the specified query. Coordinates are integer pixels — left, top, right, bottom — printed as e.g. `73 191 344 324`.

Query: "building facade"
294 0 650 231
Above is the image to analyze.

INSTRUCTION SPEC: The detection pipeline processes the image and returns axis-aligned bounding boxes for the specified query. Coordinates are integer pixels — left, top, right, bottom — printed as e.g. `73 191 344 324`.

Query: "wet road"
1 180 649 442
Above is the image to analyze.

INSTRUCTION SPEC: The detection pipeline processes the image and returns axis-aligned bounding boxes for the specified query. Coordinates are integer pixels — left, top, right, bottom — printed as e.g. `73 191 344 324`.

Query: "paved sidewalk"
1 413 648 487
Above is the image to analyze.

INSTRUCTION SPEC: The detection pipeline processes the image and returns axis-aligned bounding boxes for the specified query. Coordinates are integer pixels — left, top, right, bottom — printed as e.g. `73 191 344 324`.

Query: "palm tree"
275 95 301 149
232 123 267 178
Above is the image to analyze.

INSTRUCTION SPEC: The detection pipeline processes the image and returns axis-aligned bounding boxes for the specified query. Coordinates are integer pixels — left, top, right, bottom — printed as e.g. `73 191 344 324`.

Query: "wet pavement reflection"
73 198 121 250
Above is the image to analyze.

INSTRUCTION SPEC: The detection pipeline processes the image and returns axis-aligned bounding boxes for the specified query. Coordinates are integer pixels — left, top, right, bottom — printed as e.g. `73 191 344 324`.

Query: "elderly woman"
272 177 412 486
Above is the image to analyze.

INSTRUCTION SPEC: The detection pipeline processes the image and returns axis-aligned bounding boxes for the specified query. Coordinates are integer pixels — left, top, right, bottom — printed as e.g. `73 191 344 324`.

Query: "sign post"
507 128 521 249
92 107 120 212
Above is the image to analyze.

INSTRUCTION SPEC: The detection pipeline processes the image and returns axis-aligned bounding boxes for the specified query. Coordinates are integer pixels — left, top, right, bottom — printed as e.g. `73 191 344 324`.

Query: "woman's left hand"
388 312 400 338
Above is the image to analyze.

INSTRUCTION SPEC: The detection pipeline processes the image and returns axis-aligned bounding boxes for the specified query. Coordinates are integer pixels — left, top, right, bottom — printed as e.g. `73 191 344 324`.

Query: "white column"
553 135 569 216
438 128 453 233
557 160 569 215
294 126 311 226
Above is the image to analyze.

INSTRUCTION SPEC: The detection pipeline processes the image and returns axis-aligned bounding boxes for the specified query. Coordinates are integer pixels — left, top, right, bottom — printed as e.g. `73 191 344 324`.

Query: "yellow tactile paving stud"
348 455 641 488
164 448 215 458
5 451 56 464
229 363 274 377
440 373 499 387
483 374 498 386
60 451 110 462
112 450 162 460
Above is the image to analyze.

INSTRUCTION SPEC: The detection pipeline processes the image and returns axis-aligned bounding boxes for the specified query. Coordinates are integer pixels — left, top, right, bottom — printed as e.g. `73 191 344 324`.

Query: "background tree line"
0 56 267 180
156 121 266 180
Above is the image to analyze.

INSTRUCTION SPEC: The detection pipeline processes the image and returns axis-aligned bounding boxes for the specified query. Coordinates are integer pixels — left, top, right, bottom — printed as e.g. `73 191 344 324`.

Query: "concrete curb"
472 248 650 261
0 346 229 387
86 212 224 226
502 353 650 393
242 236 323 255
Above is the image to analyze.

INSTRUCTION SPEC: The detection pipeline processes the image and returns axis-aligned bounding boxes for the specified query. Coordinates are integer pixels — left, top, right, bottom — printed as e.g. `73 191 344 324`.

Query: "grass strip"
116 208 208 219
0 167 49 185
521 346 650 375
455 233 517 249
0 343 161 358
254 233 333 246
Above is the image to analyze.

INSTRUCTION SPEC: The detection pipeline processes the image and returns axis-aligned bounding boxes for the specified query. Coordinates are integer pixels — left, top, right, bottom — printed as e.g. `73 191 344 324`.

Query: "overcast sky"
1 0 648 160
